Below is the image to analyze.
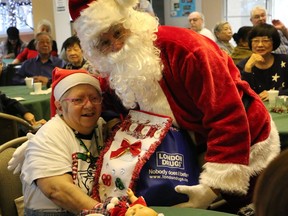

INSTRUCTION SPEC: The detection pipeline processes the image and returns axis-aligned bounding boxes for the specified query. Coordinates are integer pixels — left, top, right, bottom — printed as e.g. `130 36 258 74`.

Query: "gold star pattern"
272 73 280 82
281 61 286 68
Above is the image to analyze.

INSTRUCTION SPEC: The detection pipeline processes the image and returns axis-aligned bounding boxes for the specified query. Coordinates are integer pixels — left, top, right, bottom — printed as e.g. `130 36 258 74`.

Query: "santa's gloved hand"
7 133 33 174
174 184 218 209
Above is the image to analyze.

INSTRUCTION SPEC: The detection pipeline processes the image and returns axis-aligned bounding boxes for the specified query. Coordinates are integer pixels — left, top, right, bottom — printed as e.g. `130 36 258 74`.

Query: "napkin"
30 88 52 95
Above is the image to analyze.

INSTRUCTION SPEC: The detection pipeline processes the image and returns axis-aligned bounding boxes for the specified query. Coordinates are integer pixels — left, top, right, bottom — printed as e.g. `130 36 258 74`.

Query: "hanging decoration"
1 0 33 30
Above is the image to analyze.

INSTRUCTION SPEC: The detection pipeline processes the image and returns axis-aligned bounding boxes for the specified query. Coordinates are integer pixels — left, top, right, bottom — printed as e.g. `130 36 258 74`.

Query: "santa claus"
69 0 280 213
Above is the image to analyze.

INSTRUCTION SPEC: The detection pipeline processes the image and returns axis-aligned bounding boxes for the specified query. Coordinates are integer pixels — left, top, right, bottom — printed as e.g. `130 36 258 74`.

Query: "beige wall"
32 0 56 39
163 0 224 30
202 0 224 32
32 0 72 54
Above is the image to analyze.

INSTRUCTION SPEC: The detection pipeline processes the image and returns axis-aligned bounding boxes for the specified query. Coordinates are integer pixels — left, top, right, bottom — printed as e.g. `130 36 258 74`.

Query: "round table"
0 85 51 121
151 206 237 216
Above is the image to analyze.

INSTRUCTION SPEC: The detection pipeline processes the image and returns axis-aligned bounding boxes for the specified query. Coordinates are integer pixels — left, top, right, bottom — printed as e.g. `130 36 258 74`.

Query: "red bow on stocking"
110 139 142 159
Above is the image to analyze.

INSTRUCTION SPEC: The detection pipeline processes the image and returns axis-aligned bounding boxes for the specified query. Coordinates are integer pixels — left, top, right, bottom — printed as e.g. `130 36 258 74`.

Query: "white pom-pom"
115 0 138 8
110 197 119 205
106 203 115 211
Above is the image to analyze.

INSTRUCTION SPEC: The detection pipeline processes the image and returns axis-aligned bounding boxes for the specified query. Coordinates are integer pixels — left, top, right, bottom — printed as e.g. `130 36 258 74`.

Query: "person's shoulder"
22 57 36 65
50 55 65 62
273 53 288 59
236 57 249 70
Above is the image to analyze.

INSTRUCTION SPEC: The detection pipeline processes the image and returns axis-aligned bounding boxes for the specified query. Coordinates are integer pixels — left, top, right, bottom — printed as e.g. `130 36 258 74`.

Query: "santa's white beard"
89 34 163 110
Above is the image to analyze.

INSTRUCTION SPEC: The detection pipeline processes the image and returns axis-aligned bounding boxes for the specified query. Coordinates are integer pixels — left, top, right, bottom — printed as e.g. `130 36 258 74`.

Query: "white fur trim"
199 116 280 194
116 0 138 8
54 73 101 100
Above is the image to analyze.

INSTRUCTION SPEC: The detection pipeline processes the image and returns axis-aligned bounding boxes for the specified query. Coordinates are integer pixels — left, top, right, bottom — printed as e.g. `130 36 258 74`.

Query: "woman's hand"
23 112 46 128
244 53 265 72
33 76 49 86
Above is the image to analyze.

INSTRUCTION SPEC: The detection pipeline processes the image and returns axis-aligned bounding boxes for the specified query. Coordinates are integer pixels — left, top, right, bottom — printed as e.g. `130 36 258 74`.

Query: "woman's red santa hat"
50 67 101 117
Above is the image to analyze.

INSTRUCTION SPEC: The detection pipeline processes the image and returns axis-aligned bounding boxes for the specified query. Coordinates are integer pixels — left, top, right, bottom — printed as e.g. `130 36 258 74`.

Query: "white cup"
267 90 279 105
34 82 42 93
24 77 34 89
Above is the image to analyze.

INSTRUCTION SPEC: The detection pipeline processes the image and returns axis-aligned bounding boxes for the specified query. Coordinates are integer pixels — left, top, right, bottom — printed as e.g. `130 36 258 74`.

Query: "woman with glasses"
18 68 117 215
237 23 288 101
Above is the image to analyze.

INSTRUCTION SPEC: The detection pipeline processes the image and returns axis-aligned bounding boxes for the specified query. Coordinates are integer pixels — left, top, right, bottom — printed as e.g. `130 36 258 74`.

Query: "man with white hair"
69 0 280 213
250 5 288 54
188 11 215 41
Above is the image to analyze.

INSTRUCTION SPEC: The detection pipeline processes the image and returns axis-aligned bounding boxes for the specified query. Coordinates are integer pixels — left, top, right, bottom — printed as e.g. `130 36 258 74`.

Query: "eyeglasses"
251 38 272 45
61 96 102 106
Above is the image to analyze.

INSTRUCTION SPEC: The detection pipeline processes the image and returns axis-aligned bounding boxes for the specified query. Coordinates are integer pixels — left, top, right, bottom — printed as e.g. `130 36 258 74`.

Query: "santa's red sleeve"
156 26 280 194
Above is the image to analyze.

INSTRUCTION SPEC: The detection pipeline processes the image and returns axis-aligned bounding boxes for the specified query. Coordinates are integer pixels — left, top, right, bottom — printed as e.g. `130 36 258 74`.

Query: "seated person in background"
61 35 99 75
214 21 234 55
231 26 253 65
0 26 27 59
188 11 216 41
250 5 288 54
12 19 58 64
12 32 65 87
237 23 288 100
0 91 46 133
254 149 288 216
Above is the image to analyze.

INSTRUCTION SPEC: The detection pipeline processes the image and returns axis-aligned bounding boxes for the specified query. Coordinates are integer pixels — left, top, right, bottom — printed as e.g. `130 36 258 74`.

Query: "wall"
31 0 72 54
157 0 224 31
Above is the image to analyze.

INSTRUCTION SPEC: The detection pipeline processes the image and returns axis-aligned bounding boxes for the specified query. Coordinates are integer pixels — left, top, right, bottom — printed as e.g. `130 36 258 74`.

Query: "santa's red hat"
69 0 139 21
50 67 101 117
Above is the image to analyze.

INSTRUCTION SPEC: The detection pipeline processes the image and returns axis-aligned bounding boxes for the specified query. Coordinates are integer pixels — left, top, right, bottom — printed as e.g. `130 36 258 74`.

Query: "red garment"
15 39 58 63
110 196 146 216
16 47 58 62
153 26 279 194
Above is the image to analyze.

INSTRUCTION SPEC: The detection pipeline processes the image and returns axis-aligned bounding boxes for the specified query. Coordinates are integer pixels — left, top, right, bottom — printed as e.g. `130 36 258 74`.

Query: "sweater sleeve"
0 93 29 117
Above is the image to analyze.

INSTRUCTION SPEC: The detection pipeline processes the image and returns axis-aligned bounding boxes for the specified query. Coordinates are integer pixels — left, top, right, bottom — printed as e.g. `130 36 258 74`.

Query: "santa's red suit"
155 25 279 191
68 0 280 211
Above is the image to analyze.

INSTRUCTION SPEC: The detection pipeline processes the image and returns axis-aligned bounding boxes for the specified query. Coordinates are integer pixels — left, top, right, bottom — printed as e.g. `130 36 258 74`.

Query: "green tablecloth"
1 58 14 65
264 101 288 150
0 85 51 121
151 207 236 216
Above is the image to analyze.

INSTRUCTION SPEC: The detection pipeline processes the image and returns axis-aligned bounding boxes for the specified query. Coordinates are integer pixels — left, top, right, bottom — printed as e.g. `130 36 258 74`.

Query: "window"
0 0 33 37
225 0 288 35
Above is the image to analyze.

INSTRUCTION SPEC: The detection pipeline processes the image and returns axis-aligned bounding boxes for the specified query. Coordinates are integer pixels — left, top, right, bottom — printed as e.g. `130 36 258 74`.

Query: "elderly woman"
20 68 107 215
61 35 99 75
214 21 234 55
237 23 288 100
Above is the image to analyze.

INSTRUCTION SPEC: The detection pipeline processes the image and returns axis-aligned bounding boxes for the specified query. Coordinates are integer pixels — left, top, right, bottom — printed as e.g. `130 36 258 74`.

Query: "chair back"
0 113 33 144
0 64 21 86
0 136 27 216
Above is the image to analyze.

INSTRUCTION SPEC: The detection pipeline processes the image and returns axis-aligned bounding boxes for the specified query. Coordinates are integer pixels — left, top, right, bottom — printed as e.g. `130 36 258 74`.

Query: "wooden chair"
0 113 33 144
0 136 27 216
